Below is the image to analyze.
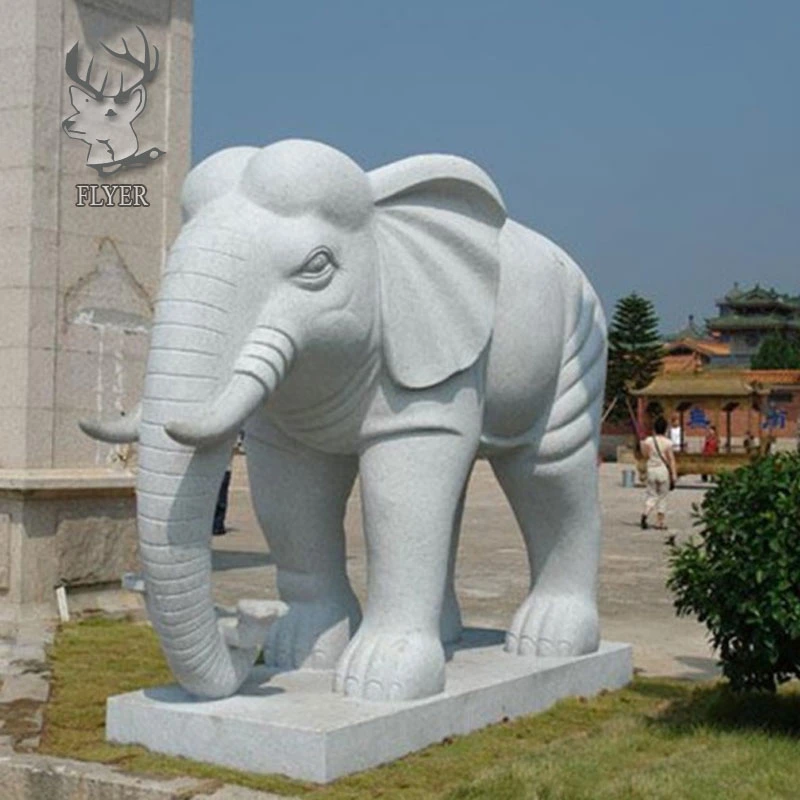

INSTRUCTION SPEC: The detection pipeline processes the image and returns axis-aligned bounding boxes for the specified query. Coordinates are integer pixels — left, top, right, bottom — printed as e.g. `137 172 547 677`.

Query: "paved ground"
212 456 718 681
0 456 716 796
0 622 52 752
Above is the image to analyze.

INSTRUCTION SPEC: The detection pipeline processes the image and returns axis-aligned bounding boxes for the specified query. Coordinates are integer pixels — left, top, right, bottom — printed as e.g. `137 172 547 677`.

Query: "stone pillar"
0 0 192 629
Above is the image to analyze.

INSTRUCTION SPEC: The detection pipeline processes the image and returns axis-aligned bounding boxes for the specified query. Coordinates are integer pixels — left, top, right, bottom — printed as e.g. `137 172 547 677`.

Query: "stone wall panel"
55 499 138 586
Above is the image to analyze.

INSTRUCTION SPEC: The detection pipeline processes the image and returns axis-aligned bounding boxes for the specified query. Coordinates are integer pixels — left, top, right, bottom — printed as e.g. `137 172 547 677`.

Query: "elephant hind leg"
490 272 605 656
490 435 601 658
244 415 361 670
489 308 605 657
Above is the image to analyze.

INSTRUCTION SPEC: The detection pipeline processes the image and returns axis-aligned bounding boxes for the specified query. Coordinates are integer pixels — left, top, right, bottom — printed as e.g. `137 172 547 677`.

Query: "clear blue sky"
192 1 799 335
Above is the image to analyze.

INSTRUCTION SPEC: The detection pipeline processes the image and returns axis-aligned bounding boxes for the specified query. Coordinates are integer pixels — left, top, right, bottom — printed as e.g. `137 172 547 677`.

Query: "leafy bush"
667 453 800 692
751 332 800 370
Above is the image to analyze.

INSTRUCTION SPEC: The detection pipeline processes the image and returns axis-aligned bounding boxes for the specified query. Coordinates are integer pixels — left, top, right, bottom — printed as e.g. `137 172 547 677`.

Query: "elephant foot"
263 597 361 670
505 592 599 657
333 626 445 701
439 588 463 644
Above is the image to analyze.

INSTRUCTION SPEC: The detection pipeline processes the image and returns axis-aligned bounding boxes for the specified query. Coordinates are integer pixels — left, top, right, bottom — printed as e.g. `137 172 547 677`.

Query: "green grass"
41 618 800 799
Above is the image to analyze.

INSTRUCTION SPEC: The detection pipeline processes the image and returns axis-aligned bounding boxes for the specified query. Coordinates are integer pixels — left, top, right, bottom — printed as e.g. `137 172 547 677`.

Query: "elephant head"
82 139 506 698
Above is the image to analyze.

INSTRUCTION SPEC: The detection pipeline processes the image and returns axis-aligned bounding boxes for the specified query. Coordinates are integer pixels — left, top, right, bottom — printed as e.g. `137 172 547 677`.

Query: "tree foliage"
604 293 663 421
667 453 800 692
751 333 800 370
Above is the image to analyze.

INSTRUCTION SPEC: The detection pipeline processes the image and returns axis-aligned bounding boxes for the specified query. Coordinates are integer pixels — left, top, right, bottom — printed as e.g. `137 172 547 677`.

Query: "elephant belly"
481 220 584 443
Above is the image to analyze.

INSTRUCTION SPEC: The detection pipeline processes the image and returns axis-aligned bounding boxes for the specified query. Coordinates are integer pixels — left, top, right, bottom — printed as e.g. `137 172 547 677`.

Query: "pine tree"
604 293 663 422
751 333 800 369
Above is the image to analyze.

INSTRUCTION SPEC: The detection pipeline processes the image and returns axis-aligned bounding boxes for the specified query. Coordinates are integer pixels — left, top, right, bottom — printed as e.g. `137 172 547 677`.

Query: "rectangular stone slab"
106 633 633 783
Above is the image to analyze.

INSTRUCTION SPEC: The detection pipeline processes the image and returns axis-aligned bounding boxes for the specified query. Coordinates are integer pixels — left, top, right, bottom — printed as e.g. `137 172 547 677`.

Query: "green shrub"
667 453 800 692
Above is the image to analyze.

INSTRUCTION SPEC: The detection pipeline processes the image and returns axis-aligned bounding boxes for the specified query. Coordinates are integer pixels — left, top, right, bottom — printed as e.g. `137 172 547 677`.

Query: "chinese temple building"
632 369 800 451
705 283 800 367
603 285 800 457
662 315 730 372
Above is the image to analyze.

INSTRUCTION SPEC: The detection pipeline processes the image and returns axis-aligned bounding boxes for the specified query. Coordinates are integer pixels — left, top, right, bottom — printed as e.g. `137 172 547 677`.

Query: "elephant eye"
304 251 332 273
294 247 337 288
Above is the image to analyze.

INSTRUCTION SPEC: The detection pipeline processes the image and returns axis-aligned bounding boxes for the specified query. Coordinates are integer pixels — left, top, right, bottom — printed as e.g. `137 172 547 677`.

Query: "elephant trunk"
137 258 293 698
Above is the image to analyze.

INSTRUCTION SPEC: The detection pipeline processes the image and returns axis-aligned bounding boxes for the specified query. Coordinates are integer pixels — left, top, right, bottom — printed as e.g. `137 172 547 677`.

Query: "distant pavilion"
632 369 800 451
705 283 800 367
632 371 765 452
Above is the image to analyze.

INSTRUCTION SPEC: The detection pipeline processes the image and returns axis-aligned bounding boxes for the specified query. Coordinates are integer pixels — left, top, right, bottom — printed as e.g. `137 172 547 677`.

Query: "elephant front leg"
440 481 468 644
334 432 476 701
244 419 360 670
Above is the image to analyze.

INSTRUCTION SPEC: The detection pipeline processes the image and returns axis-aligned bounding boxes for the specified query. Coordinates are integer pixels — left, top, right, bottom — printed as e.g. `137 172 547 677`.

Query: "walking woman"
640 417 678 530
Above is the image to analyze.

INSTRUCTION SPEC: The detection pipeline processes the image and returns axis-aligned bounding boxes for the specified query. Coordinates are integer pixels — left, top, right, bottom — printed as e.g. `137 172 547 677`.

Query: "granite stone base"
0 469 139 634
106 631 633 783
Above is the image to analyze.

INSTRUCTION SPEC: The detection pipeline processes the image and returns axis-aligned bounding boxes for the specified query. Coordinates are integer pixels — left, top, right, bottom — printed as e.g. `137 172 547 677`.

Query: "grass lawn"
41 618 800 800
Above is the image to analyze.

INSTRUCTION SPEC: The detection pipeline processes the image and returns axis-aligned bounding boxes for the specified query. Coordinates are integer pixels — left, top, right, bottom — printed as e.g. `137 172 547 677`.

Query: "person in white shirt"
640 417 678 530
669 412 682 451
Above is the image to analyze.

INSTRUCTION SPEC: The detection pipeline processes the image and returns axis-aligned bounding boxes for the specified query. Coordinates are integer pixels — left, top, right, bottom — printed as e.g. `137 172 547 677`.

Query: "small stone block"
10 645 46 663
107 635 633 783
122 572 147 594
0 672 49 703
16 735 40 751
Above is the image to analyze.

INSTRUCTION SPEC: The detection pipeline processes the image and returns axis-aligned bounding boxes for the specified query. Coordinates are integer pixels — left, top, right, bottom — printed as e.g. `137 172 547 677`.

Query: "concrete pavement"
212 456 717 681
0 456 715 797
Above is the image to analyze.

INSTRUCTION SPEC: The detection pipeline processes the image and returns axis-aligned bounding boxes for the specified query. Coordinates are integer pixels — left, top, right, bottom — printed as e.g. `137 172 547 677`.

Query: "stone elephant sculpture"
81 139 607 702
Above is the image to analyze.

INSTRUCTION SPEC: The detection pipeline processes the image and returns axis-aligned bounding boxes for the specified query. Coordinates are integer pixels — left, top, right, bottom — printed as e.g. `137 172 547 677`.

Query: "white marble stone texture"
94 138 609 704
107 635 633 783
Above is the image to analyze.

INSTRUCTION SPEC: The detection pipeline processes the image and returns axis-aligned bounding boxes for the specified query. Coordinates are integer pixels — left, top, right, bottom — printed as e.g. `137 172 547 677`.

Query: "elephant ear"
369 155 506 389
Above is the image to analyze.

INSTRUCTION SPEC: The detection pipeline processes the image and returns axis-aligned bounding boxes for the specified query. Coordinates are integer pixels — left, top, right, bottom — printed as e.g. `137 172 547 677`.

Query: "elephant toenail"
537 638 556 656
518 636 536 655
388 681 405 701
556 640 573 656
364 680 384 700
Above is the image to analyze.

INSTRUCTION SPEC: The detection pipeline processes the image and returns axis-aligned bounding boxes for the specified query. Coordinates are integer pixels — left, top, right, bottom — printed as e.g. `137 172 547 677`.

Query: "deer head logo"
62 26 165 177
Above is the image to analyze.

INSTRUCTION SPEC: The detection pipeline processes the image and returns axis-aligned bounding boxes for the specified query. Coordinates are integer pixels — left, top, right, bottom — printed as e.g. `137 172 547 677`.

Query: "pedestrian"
213 468 231 536
703 424 719 455
701 424 719 483
212 432 244 536
640 417 677 531
669 412 682 451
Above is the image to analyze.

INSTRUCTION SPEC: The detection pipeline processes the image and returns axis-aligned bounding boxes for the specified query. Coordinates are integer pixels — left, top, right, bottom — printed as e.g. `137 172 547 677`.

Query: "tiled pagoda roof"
706 315 800 331
715 283 800 310
664 315 708 342
632 370 765 398
663 338 730 356
745 369 800 386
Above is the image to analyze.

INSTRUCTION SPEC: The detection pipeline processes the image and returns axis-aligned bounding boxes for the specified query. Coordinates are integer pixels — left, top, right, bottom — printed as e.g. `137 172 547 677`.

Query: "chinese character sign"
688 407 710 428
762 407 787 430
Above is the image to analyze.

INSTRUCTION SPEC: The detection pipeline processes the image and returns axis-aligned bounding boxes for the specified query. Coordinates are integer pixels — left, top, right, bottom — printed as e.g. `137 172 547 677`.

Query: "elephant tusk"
79 404 141 443
164 326 295 448
164 372 268 448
